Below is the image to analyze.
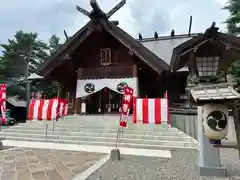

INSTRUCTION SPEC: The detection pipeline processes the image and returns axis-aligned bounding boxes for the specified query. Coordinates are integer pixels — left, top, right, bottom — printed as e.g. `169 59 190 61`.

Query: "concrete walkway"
2 140 172 158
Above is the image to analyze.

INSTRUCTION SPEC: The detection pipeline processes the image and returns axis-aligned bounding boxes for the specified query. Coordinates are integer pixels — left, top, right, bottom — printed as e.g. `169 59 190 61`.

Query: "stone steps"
0 132 194 142
14 122 175 132
22 115 171 131
0 129 189 139
0 115 199 150
3 126 182 136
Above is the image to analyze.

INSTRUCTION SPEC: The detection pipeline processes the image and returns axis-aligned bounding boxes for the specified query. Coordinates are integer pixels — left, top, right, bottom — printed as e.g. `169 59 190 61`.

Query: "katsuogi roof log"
38 0 169 77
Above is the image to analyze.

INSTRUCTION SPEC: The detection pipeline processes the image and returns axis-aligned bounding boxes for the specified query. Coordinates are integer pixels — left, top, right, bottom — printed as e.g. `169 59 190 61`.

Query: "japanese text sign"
120 86 134 127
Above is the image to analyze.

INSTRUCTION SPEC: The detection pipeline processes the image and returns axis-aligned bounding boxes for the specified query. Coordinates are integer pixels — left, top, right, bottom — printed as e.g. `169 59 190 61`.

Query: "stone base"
110 149 121 161
0 141 3 150
195 163 227 177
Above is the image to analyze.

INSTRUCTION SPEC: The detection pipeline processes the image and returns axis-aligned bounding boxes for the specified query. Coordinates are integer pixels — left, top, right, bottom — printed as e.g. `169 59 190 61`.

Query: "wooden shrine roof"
7 96 27 107
189 83 240 103
38 17 170 77
139 33 200 65
170 24 240 71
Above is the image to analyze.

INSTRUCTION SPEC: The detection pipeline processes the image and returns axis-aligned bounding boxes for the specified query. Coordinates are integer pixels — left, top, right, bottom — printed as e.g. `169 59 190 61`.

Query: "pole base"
209 139 221 145
110 149 121 161
195 163 227 177
0 141 3 150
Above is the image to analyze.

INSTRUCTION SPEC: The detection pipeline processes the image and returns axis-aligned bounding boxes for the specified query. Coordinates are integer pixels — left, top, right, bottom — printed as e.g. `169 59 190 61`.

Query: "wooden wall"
72 30 136 79
72 30 134 67
45 28 165 114
69 30 138 114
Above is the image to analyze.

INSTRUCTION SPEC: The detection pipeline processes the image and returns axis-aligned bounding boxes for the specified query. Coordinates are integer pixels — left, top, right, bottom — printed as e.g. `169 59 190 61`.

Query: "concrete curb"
72 155 110 180
2 140 172 158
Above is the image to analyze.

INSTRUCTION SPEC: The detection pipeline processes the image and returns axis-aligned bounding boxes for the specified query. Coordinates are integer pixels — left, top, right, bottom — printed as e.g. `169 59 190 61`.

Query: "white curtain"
76 77 138 98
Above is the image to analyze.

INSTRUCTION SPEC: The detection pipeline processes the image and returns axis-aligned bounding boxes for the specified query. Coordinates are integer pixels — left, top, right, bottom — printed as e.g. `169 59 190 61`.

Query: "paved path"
0 147 105 180
0 142 239 180
1 140 239 179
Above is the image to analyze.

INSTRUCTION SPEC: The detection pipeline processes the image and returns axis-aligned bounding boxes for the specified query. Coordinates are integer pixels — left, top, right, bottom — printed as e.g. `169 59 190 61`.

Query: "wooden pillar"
232 103 240 159
132 64 137 77
75 68 83 114
71 91 76 114
132 64 139 96
187 48 198 76
218 46 231 74
132 64 138 97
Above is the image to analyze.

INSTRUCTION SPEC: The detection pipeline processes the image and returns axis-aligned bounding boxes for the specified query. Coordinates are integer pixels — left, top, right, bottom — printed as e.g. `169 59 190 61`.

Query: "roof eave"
37 21 94 76
38 18 170 77
99 20 170 74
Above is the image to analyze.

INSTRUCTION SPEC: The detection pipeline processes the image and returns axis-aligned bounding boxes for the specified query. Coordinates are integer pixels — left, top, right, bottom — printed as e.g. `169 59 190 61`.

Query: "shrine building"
38 0 240 114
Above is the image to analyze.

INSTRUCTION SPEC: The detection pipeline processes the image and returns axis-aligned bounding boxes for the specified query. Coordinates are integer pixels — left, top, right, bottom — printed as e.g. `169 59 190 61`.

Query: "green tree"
49 34 62 55
223 1 240 83
0 31 49 98
224 0 240 35
0 56 7 76
0 31 65 99
0 31 49 76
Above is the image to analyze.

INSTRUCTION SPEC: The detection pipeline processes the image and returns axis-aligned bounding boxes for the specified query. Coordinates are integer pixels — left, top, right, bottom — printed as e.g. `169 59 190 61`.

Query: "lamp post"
25 61 30 120
18 72 44 119
18 53 31 120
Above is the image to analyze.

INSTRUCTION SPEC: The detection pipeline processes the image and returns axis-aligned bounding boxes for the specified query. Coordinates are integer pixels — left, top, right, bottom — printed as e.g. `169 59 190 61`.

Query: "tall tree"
224 0 240 35
0 31 49 76
0 31 65 99
49 34 62 55
0 56 7 76
0 31 49 99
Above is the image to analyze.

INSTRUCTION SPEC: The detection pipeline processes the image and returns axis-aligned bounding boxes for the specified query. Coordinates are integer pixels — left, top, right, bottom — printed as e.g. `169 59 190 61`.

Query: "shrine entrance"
76 78 137 114
86 88 122 114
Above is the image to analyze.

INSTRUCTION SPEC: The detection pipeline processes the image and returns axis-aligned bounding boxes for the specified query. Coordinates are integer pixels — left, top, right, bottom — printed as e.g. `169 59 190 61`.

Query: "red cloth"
119 86 134 128
104 88 108 96
0 84 7 125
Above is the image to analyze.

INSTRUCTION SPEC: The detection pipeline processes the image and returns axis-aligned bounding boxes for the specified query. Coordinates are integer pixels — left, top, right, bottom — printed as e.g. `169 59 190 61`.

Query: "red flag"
104 88 108 96
31 92 35 99
164 91 168 99
119 86 134 128
0 84 7 125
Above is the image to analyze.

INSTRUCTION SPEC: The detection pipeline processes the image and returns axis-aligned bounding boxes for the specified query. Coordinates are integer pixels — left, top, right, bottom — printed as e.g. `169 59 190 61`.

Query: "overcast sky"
0 0 229 44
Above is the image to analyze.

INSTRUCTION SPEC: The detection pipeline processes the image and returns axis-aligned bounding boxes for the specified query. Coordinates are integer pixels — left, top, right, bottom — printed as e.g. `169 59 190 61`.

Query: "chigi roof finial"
171 29 175 38
76 0 126 19
211 22 216 28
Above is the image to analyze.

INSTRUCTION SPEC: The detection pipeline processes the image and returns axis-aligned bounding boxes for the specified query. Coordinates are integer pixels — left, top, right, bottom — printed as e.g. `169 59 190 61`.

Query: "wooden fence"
169 107 237 142
169 107 198 139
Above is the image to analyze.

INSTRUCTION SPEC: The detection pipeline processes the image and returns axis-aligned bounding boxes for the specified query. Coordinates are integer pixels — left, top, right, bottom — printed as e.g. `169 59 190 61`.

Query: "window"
196 56 219 76
100 48 111 65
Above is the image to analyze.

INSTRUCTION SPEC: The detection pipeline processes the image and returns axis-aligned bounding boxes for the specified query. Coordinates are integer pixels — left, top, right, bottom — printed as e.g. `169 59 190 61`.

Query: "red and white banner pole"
115 86 134 149
164 91 171 127
37 92 41 99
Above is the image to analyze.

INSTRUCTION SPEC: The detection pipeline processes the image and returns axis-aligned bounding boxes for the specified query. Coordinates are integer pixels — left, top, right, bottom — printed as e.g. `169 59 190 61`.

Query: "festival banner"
119 86 134 127
0 84 7 125
28 98 68 121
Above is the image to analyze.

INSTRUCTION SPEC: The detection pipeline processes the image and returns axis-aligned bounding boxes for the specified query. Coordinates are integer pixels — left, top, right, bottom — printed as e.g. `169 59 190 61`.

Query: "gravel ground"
86 149 240 180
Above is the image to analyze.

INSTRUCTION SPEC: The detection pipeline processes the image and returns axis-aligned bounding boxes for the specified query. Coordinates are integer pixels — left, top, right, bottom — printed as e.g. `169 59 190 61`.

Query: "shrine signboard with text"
119 86 134 127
